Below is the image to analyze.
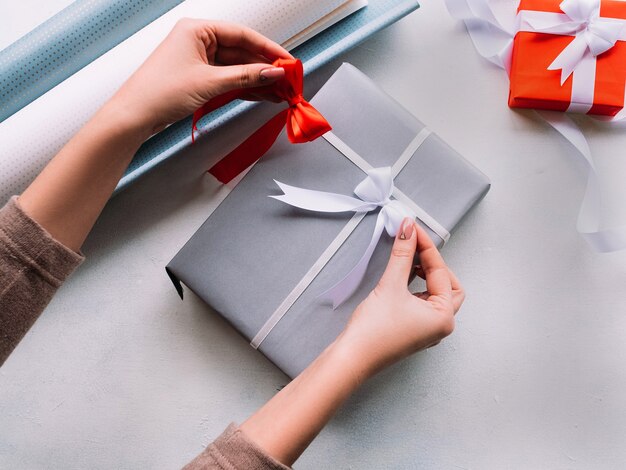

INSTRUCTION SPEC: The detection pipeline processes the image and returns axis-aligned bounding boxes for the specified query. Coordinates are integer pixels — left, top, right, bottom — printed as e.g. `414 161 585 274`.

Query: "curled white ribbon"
445 0 517 73
272 167 415 308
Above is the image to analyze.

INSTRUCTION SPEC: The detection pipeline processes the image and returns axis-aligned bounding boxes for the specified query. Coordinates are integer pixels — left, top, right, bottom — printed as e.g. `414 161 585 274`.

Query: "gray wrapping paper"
167 63 490 378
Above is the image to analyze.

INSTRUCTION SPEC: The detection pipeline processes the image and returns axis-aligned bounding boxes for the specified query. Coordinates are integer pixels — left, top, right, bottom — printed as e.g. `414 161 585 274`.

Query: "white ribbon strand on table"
445 0 517 72
536 110 626 251
445 0 626 252
249 128 449 349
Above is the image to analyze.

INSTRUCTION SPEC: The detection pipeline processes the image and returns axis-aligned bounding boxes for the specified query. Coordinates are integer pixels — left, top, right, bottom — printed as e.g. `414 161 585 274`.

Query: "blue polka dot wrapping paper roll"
0 0 419 205
0 0 184 124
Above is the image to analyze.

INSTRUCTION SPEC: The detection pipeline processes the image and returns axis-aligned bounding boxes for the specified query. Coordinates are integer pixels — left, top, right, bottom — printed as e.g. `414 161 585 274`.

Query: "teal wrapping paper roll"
0 0 184 123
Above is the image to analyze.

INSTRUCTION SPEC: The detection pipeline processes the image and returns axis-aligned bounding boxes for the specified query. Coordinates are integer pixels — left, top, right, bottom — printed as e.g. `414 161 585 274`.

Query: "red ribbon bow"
191 58 332 184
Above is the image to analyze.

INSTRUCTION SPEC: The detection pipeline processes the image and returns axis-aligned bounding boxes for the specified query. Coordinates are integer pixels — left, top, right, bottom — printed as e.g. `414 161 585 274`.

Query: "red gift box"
509 0 626 115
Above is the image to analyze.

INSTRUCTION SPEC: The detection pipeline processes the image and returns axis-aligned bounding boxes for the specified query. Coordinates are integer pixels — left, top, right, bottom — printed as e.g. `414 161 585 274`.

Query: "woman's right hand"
338 217 464 379
110 19 293 137
239 218 463 467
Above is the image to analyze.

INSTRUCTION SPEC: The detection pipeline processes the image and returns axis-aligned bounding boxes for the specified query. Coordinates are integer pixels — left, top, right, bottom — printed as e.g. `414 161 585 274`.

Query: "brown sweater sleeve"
0 197 84 365
0 199 287 469
183 424 291 470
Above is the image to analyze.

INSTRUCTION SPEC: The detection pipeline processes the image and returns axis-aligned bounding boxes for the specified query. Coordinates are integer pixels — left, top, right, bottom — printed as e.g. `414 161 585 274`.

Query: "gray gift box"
166 63 490 378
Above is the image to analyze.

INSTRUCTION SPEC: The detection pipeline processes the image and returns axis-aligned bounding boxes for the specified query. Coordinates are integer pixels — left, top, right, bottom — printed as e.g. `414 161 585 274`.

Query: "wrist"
333 327 399 380
326 333 378 386
97 93 155 146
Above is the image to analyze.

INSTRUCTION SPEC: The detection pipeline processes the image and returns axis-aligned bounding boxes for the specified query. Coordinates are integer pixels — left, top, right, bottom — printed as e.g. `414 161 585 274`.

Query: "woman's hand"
239 218 463 466
110 19 293 137
339 217 465 379
20 20 291 252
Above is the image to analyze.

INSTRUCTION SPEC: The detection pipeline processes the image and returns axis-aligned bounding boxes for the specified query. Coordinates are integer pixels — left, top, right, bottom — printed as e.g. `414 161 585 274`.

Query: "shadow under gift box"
166 63 491 379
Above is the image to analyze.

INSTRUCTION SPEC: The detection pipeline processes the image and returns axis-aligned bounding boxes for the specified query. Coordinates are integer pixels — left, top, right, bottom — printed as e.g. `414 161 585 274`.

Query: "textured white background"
2 1 626 469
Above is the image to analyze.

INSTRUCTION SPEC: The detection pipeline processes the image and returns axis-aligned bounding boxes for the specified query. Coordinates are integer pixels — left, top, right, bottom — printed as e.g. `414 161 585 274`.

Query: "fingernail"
399 217 414 240
260 67 284 81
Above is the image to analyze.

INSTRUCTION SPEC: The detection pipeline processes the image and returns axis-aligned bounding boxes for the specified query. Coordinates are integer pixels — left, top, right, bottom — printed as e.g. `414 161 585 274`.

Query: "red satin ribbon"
191 58 332 183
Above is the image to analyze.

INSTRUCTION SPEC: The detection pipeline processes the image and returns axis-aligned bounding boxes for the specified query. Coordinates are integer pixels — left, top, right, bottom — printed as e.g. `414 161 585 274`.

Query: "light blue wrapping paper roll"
0 0 184 124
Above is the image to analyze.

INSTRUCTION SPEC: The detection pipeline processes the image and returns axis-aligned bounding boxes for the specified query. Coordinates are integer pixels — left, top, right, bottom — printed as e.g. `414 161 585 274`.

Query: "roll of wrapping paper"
0 0 419 204
0 0 184 124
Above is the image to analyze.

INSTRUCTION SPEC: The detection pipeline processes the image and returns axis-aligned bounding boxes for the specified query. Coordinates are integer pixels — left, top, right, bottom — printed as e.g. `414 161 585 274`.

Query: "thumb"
209 63 285 95
378 218 418 290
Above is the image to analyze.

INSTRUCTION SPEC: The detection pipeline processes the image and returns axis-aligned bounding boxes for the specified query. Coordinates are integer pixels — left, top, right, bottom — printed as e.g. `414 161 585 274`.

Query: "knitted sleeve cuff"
0 197 84 287
182 423 291 470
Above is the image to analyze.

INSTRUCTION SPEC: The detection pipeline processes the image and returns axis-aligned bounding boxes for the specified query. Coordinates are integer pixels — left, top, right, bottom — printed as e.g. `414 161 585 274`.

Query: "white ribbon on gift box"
273 166 442 309
445 0 626 252
250 127 450 349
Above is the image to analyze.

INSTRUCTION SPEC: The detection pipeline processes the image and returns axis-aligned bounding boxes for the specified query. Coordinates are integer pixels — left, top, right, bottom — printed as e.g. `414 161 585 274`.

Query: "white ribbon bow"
271 166 415 308
525 0 625 84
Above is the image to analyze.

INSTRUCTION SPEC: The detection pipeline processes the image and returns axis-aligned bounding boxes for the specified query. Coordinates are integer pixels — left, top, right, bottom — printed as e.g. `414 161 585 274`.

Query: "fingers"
216 46 272 66
172 20 292 95
414 264 465 313
378 217 419 290
447 267 465 313
413 291 429 301
239 92 283 103
413 264 425 279
414 223 453 309
208 63 285 94
238 93 282 103
414 288 464 313
207 21 293 61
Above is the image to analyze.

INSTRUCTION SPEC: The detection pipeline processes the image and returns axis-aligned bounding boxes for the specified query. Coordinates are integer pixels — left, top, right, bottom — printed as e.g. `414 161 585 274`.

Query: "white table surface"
2 1 626 469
